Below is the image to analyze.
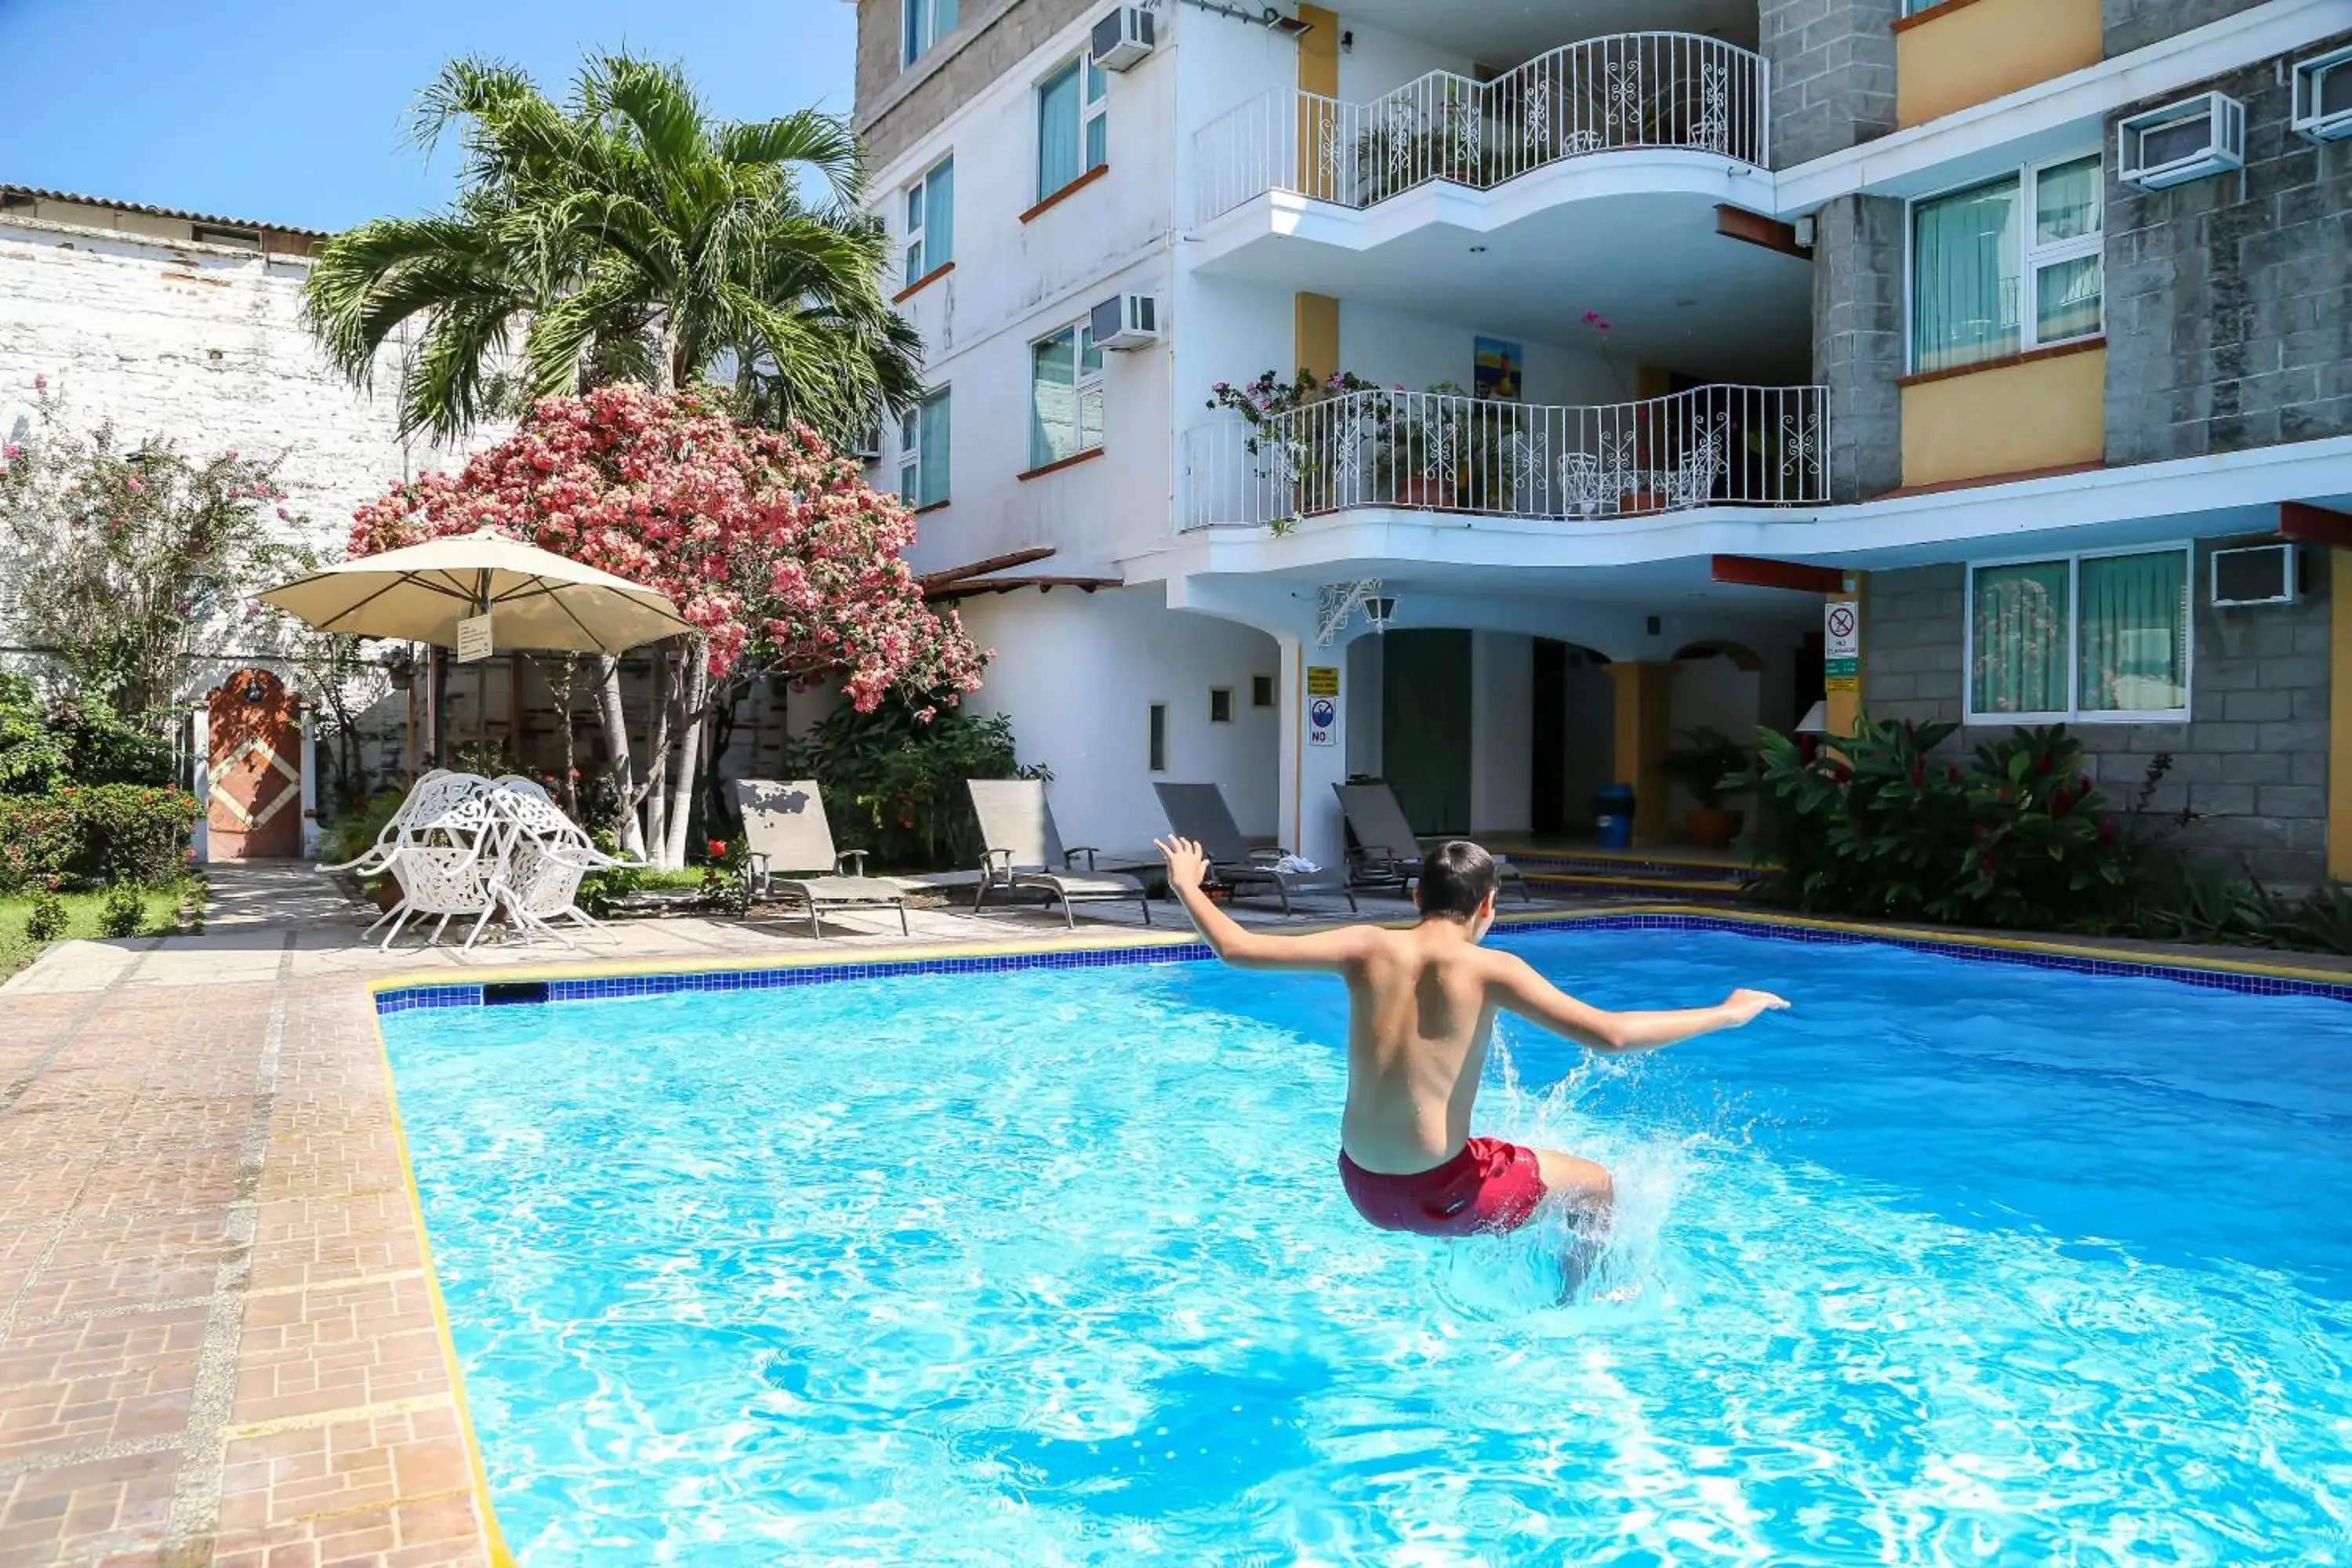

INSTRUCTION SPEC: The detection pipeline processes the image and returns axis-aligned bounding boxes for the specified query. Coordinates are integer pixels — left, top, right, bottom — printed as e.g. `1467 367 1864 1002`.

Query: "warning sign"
1824 599 1860 691
455 613 495 665
1306 666 1339 698
1307 696 1338 747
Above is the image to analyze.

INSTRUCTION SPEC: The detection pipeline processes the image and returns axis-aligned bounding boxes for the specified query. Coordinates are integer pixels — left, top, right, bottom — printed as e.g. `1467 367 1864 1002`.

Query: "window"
902 158 954 289
897 389 950 510
1028 323 1103 468
1967 546 2190 722
1911 154 2103 375
1036 56 1109 200
1251 673 1276 709
1148 702 1168 771
903 0 957 66
1209 688 1234 724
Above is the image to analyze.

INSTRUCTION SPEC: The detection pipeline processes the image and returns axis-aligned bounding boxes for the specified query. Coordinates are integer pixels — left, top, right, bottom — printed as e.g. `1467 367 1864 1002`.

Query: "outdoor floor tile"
13 1207 242 1320
0 1446 181 1564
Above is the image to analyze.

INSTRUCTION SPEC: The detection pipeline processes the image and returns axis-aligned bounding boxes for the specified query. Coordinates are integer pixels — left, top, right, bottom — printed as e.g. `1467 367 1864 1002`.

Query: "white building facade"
859 0 2352 880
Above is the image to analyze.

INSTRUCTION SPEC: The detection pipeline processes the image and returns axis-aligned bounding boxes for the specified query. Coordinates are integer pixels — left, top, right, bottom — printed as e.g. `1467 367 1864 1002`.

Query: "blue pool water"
381 929 2352 1565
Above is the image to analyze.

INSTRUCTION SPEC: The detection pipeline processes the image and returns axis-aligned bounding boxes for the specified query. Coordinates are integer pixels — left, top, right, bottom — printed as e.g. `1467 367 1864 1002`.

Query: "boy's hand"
1155 836 1210 893
1723 989 1791 1025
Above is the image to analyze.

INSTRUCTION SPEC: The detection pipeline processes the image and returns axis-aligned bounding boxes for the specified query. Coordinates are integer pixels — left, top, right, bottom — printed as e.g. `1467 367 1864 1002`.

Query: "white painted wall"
955 586 1281 851
1338 299 1628 403
1335 22 1475 102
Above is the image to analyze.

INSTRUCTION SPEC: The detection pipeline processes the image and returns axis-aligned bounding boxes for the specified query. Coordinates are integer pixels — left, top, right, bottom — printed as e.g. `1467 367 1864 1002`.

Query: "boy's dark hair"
1417 840 1498 920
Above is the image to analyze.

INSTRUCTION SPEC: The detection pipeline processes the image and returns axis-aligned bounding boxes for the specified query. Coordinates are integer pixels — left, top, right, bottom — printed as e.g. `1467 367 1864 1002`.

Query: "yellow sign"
1305 666 1339 697
1824 673 1860 693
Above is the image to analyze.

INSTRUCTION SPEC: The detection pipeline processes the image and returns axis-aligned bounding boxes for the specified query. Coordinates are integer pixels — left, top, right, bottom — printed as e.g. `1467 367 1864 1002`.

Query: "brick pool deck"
4 865 2344 1564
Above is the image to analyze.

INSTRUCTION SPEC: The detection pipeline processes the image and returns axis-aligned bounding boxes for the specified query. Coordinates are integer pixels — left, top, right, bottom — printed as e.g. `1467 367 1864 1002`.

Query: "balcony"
1179 384 1827 533
1192 33 1769 228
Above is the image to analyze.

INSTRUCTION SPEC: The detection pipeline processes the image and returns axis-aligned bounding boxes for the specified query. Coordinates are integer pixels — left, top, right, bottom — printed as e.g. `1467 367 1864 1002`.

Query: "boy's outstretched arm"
1156 837 1374 974
1490 952 1788 1054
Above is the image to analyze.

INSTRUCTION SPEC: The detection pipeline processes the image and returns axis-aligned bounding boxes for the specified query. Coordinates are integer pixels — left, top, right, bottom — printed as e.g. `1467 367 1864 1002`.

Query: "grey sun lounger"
1333 782 1532 902
1153 781 1357 916
731 779 910 937
967 779 1152 927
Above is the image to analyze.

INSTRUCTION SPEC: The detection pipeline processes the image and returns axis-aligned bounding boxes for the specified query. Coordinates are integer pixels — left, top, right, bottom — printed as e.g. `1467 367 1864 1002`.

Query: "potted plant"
1372 382 1523 513
1658 727 1754 849
1206 369 1394 531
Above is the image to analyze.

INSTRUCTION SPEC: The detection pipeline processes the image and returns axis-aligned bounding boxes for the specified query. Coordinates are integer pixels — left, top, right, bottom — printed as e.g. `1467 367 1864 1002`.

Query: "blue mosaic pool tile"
372 917 2352 1014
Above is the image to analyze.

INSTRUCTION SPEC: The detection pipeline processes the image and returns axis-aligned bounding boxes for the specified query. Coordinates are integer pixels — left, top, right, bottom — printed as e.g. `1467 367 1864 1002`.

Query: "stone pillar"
190 704 212 865
1815 194 1907 503
1760 0 1899 168
1607 661 1679 842
1278 632 1352 870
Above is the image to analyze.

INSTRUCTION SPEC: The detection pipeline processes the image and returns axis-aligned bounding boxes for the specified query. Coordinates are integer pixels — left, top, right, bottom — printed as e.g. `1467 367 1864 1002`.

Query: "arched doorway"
203 669 304 860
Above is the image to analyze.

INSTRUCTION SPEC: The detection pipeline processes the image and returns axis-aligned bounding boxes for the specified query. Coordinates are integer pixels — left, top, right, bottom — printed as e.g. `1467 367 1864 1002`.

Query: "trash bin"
1593 784 1635 850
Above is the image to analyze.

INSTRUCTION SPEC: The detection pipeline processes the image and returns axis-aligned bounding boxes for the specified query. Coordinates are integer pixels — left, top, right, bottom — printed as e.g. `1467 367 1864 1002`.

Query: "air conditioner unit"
1091 7 1156 71
2292 45 2352 142
2118 92 2246 190
1091 292 1161 350
2211 542 2297 608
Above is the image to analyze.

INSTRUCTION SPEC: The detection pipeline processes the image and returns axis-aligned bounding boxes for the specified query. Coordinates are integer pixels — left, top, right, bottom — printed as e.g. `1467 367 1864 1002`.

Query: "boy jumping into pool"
1155 836 1787 1242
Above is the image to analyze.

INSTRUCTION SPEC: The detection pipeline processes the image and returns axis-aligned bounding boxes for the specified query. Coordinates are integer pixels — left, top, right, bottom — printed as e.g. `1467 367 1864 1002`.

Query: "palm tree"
303 53 920 448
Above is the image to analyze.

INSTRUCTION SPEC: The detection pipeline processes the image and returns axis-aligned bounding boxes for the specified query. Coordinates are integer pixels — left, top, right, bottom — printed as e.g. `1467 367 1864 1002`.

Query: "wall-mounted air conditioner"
1091 7 1156 71
2292 45 2352 142
2211 542 2297 608
2118 92 2247 190
1091 292 1161 350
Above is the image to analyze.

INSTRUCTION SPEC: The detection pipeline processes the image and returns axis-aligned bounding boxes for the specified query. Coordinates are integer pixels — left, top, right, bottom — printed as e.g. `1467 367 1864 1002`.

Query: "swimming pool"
380 926 2352 1565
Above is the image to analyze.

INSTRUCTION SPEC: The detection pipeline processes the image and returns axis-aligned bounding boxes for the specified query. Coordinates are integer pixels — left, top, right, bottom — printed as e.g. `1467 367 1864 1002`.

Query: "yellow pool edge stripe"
374 1020 517 1568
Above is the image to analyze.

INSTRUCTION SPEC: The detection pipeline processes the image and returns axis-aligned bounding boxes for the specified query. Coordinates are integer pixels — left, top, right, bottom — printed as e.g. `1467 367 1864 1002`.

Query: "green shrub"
24 887 67 942
54 699 176 787
99 883 147 938
785 699 1044 870
0 785 201 891
321 789 408 869
1751 720 2132 931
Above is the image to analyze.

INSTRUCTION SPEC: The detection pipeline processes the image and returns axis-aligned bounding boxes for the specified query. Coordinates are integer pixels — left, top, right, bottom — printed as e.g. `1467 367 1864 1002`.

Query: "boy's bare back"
1157 835 1787 1242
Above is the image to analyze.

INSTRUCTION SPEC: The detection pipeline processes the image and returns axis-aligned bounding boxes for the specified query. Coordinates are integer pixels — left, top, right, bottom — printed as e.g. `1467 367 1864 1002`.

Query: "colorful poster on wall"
1473 337 1523 401
1306 666 1339 747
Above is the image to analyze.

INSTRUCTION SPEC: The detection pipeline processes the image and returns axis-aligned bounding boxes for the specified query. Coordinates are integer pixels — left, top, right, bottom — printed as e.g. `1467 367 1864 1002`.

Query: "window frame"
1209 687 1234 724
1906 150 2105 377
897 387 950 510
903 0 956 67
1035 54 1109 202
1148 702 1169 772
902 155 953 288
1026 320 1105 470
1962 542 2194 726
1250 673 1276 709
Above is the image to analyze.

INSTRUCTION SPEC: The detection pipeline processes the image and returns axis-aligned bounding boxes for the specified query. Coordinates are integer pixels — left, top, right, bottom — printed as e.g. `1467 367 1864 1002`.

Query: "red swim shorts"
1338 1138 1547 1237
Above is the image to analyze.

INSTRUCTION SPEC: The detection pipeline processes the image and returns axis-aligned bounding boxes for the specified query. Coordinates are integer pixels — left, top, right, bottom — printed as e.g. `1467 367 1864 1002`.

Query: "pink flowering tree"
349 384 985 866
0 378 306 720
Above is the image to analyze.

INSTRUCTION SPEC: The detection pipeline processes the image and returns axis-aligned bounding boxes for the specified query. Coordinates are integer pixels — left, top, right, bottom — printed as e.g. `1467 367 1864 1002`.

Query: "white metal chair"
483 786 639 946
1559 452 1610 517
327 771 487 940
1664 421 1727 510
377 785 504 950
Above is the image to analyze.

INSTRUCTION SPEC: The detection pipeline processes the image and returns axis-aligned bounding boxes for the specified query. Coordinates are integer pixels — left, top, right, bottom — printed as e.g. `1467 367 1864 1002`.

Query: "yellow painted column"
2329 550 2352 882
1294 292 1339 381
1608 660 1679 840
1824 570 1868 737
1294 5 1340 201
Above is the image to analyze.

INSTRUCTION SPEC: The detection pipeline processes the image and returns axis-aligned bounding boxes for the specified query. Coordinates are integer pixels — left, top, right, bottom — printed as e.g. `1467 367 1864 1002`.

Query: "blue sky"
0 0 857 233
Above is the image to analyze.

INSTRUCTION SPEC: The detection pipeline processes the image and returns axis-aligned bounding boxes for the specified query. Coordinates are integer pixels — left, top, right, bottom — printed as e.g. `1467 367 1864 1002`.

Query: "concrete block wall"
1760 0 1900 168
2102 0 2269 56
1864 550 2332 886
856 0 1098 171
2104 38 2352 465
1812 194 1906 502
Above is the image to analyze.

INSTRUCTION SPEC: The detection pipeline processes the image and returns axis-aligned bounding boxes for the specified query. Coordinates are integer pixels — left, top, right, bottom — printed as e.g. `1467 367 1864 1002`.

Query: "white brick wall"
0 216 499 556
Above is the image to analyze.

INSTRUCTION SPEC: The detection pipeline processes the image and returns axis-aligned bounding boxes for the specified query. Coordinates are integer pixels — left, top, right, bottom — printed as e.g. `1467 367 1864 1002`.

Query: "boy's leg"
1532 1147 1614 1228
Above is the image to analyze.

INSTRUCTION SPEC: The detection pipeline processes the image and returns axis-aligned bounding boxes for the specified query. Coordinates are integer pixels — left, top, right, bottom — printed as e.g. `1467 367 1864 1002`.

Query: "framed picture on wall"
1473 336 1523 401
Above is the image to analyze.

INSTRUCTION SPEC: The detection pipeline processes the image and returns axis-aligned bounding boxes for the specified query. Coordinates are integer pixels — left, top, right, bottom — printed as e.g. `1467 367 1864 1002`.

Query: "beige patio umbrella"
257 527 692 653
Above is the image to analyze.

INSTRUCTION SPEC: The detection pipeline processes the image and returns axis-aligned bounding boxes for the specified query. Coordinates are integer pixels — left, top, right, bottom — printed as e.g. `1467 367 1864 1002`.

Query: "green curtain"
2078 552 2186 713
1913 177 2020 372
1973 561 2069 714
916 392 950 507
1038 63 1080 198
1029 331 1076 468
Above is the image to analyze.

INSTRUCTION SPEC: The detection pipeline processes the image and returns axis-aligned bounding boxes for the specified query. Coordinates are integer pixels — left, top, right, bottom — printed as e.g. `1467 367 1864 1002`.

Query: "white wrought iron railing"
1179 385 1827 532
1192 33 1769 226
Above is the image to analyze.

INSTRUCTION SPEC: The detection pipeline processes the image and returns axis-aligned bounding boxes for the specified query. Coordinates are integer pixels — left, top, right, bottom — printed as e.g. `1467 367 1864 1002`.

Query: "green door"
1382 630 1472 836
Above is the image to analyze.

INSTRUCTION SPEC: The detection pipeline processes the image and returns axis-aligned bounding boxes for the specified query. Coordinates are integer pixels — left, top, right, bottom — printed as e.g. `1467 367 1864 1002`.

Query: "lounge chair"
967 779 1152 927
731 779 910 937
1153 782 1356 916
1333 782 1532 902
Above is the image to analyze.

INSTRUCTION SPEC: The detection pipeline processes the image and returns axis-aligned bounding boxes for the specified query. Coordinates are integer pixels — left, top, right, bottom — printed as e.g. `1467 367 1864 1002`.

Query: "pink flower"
32 375 45 391
125 474 145 492
223 449 238 461
275 506 290 521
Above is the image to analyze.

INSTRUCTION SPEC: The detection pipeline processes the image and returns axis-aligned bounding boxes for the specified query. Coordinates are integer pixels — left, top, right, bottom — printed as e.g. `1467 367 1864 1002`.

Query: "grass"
0 882 197 979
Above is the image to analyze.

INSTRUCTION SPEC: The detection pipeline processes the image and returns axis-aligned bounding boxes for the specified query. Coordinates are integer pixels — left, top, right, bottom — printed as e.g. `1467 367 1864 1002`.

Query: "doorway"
1381 630 1472 835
